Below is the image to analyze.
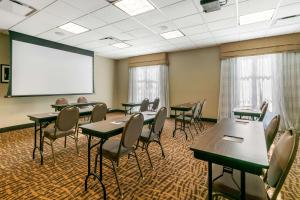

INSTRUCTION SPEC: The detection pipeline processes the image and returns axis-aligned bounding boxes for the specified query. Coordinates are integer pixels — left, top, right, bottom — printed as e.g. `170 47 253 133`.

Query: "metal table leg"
241 171 246 200
84 135 107 199
39 123 44 165
33 122 37 159
208 161 212 200
172 110 177 137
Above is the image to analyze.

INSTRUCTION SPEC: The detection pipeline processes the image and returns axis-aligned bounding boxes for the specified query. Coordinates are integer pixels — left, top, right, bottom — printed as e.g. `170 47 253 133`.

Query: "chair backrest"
121 113 144 148
267 129 299 200
260 100 267 111
193 102 201 119
151 98 160 111
198 99 207 119
265 115 280 151
55 98 68 105
153 107 167 136
56 106 79 132
139 98 150 112
91 103 107 123
258 103 268 121
77 96 88 104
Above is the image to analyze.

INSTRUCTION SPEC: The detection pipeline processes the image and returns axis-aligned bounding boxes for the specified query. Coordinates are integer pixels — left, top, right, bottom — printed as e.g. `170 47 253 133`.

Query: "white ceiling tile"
201 4 236 23
92 5 129 24
191 0 204 12
167 36 192 44
239 30 267 41
274 15 300 27
280 0 300 6
188 32 212 41
126 28 153 38
211 27 239 37
77 40 111 50
239 21 269 33
111 32 134 41
38 28 75 41
215 34 240 44
17 0 56 10
134 9 168 26
160 0 198 20
10 11 68 35
193 39 216 48
150 21 178 33
73 14 106 30
43 1 85 20
94 25 123 37
239 0 280 16
266 23 300 36
0 9 25 29
207 17 237 31
276 3 300 19
181 24 208 35
62 0 108 12
60 31 103 46
112 18 143 32
173 14 203 28
150 0 183 8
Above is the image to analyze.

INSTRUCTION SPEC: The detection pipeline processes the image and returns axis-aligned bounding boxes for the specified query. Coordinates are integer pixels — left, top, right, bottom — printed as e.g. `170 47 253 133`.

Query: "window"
128 64 169 109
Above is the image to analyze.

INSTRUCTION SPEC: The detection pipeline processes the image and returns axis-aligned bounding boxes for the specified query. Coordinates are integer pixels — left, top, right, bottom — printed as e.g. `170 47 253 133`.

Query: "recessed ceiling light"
59 23 89 34
112 42 131 48
160 30 184 40
114 0 155 16
240 9 275 25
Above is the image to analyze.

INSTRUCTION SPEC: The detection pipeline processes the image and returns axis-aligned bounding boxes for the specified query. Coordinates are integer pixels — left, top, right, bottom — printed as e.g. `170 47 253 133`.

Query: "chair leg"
50 140 56 163
64 136 67 148
111 161 123 198
133 150 143 179
74 134 79 155
145 145 154 169
193 122 199 134
152 140 165 158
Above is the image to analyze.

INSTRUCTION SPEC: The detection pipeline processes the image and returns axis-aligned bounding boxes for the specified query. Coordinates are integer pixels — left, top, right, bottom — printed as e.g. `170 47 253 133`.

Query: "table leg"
124 106 127 116
208 161 213 200
99 139 105 181
33 122 37 159
241 171 245 200
182 111 188 140
172 110 177 137
85 135 92 191
39 123 44 165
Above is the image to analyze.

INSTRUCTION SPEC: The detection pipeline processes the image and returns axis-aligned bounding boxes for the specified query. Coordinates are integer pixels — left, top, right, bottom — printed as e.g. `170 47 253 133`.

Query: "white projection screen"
9 32 94 96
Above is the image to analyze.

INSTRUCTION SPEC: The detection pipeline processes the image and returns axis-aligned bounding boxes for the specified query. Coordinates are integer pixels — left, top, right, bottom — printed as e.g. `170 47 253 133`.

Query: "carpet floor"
0 112 299 200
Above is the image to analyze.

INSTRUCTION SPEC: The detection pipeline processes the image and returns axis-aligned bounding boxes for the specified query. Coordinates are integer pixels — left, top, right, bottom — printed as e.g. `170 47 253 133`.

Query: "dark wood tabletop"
51 101 102 109
232 107 261 117
122 102 154 107
79 111 156 139
170 103 195 111
190 118 269 175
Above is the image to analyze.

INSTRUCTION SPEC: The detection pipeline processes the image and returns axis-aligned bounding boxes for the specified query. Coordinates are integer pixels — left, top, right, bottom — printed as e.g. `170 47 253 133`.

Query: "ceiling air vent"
0 0 36 17
275 14 300 26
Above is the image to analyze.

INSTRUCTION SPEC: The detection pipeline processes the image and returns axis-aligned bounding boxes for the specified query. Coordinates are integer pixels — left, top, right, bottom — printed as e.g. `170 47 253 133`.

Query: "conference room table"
28 108 93 165
51 101 102 111
232 107 261 120
190 119 269 200
122 102 154 115
170 103 195 140
79 111 156 199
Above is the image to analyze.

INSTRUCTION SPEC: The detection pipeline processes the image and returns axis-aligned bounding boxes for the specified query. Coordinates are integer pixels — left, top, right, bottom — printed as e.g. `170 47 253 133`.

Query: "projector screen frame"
8 31 95 97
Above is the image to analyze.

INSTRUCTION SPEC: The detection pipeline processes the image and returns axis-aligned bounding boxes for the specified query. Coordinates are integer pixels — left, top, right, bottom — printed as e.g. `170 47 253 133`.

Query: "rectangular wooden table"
170 103 195 140
28 108 93 165
122 102 154 115
51 101 102 111
233 107 261 120
190 119 269 200
79 111 156 198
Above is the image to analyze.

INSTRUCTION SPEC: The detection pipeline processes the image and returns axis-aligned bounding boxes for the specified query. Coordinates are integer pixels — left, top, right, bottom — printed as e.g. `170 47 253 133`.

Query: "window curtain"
218 52 300 131
128 64 169 113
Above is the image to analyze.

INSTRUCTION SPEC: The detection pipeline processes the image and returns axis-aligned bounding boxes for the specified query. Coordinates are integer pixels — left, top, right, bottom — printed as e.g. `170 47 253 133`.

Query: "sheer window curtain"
218 52 300 131
128 64 169 114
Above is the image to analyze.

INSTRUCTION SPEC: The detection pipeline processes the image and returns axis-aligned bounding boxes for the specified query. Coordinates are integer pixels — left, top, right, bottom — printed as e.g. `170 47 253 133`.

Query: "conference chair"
195 99 206 131
175 102 201 138
55 98 68 105
212 129 299 200
139 98 150 112
258 103 269 121
94 113 144 198
138 107 167 169
77 96 88 109
265 115 280 152
42 106 79 163
151 98 160 111
260 100 267 111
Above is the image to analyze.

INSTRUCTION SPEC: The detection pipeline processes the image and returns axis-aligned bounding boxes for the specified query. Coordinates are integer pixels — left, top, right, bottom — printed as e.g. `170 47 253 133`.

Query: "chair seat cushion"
100 140 133 160
44 128 75 140
212 164 268 200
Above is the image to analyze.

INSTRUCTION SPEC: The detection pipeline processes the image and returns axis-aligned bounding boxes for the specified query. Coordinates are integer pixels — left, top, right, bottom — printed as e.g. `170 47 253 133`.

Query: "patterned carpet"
0 112 299 200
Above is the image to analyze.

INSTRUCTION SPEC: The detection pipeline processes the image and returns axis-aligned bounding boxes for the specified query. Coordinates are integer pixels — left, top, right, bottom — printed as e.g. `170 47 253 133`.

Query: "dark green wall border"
8 31 94 97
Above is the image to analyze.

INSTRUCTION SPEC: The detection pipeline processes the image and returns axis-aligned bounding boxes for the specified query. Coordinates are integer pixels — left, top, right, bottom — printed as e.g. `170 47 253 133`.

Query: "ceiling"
1 0 300 59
